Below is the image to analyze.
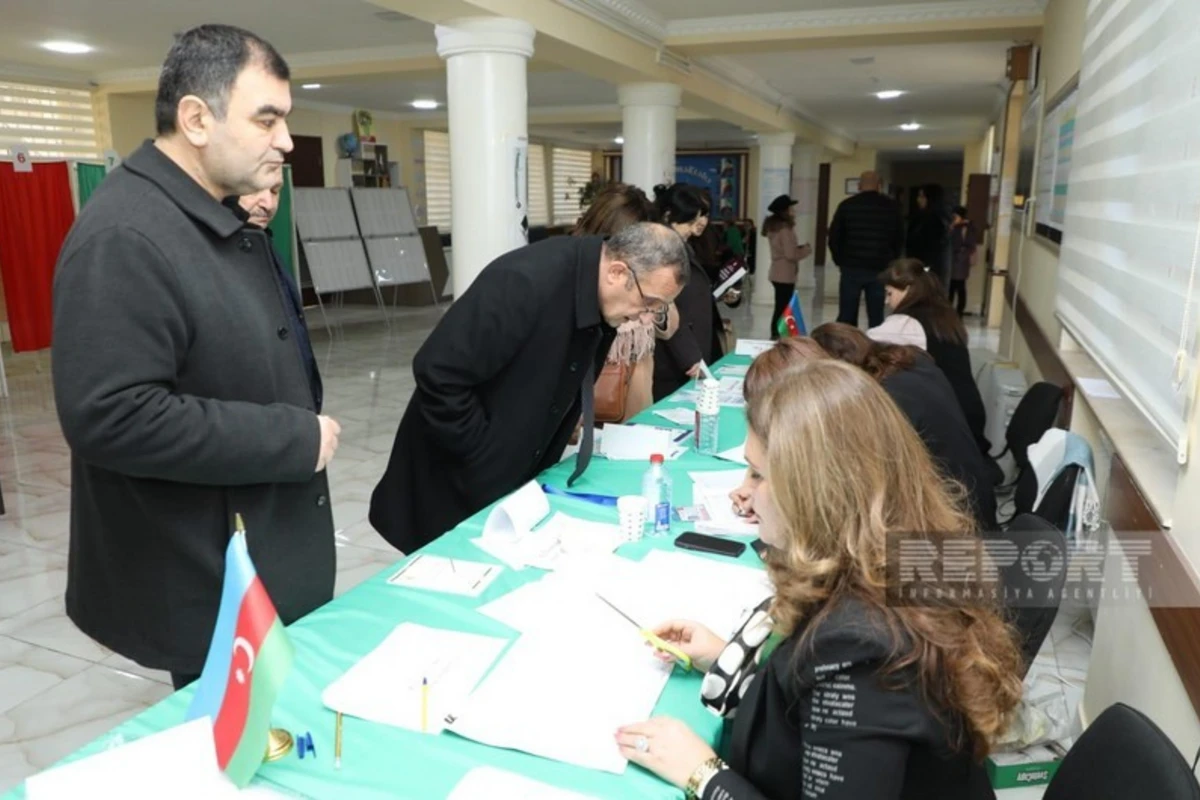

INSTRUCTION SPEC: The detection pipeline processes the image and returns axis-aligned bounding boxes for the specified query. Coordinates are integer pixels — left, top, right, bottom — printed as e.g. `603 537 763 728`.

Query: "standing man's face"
239 184 282 228
202 63 293 196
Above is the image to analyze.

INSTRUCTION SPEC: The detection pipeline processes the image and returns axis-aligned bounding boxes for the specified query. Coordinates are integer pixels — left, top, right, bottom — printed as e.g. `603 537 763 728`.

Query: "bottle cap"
650 453 665 464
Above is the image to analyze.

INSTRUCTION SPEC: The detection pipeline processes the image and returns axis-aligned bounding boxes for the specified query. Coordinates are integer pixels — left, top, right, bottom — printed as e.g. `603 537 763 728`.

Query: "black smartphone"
751 539 770 560
675 532 747 559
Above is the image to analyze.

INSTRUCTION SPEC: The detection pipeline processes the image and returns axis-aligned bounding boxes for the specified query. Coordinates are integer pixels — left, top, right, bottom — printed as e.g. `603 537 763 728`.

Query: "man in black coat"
369 223 689 553
828 171 905 328
51 25 340 689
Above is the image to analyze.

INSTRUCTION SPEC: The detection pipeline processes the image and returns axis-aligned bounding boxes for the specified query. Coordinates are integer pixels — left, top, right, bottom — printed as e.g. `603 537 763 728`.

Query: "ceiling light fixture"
875 90 904 100
411 99 439 110
301 83 321 90
900 122 922 131
41 40 92 54
614 136 624 144
918 144 932 150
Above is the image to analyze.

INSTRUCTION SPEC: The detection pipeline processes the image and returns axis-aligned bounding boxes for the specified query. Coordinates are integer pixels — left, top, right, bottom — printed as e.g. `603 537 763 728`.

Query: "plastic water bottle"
642 454 673 537
695 378 721 456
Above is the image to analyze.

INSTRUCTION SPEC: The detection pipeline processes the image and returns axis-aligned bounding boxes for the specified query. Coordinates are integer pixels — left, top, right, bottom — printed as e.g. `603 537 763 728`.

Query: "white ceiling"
530 119 752 149
0 0 429 75
305 70 617 112
643 0 980 18
726 41 1010 146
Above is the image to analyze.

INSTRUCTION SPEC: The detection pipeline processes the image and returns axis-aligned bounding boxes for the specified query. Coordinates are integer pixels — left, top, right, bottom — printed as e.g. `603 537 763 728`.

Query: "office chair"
1043 703 1200 799
994 382 1064 486
1000 514 1068 674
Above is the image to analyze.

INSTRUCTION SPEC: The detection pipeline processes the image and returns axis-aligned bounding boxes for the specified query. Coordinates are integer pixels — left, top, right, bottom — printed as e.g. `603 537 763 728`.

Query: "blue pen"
541 484 619 507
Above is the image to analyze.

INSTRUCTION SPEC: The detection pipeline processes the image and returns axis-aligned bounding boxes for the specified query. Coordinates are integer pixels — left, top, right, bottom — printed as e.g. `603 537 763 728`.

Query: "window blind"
528 143 549 227
1056 0 1200 462
0 81 98 160
552 147 593 226
422 130 452 232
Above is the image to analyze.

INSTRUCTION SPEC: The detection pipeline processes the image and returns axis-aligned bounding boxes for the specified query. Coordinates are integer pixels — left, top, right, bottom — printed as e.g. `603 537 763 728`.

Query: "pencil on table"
334 711 343 770
421 677 429 733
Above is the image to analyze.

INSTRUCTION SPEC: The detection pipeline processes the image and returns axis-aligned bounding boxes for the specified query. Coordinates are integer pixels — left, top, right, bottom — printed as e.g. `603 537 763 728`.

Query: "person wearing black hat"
763 194 812 339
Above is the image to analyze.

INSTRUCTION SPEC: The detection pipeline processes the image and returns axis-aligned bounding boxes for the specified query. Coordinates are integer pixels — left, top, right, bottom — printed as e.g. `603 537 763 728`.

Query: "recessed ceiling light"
614 136 624 144
875 90 904 100
301 83 321 90
41 40 92 54
900 122 922 131
411 99 439 110
918 144 932 150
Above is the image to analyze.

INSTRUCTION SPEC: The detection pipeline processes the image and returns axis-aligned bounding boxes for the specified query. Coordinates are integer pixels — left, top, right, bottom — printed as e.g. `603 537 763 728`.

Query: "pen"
334 711 343 770
470 566 494 592
421 677 429 733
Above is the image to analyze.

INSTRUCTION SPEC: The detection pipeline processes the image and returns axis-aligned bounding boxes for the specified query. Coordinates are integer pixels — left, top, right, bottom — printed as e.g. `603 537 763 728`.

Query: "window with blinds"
1056 0 1200 460
528 143 549 227
422 130 452 232
0 81 99 160
552 147 593 226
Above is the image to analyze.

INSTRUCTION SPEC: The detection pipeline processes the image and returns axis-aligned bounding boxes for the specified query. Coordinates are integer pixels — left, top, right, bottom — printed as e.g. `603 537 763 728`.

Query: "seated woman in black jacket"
616 359 1022 799
880 258 994 464
812 322 998 531
652 183 725 400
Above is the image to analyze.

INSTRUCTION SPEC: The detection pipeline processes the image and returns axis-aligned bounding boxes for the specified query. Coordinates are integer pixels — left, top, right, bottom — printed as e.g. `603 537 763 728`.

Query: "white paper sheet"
719 364 749 378
26 718 239 799
445 626 671 774
654 407 696 426
473 513 624 572
322 624 508 735
735 339 774 357
386 555 502 597
448 767 599 800
483 480 551 539
716 440 748 466
689 470 760 537
1078 376 1122 401
598 424 686 461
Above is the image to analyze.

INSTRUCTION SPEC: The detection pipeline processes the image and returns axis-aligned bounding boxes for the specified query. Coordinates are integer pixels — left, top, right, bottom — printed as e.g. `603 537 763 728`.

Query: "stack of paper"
653 407 696 427
322 623 508 735
471 482 624 570
689 469 760 537
25 718 245 799
445 625 671 774
598 424 687 461
720 364 749 378
387 554 503 597
716 440 748 466
448 767 598 800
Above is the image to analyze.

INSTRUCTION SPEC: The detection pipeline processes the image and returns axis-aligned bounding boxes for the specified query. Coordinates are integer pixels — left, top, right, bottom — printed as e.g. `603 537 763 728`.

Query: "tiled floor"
0 269 1039 792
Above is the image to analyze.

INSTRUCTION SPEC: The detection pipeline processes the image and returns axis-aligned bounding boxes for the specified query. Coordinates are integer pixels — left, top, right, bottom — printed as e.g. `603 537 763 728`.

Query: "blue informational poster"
674 154 743 220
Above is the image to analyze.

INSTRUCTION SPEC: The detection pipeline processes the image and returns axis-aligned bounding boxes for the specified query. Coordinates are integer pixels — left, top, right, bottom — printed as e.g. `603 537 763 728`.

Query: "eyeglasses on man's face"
626 266 670 323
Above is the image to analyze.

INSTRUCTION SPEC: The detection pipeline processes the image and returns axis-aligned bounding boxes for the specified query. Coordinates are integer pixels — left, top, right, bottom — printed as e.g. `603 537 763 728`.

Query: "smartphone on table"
674 531 746 559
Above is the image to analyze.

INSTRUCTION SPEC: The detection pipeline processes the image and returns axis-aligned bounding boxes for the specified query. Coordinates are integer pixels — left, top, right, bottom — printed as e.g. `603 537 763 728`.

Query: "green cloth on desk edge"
7 355 758 800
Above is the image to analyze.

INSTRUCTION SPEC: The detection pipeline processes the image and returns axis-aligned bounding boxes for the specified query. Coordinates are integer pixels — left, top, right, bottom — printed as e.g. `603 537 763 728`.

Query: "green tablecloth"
10 357 757 800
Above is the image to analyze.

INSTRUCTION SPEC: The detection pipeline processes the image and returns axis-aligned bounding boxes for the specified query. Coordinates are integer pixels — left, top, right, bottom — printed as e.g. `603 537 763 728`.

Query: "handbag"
594 360 633 423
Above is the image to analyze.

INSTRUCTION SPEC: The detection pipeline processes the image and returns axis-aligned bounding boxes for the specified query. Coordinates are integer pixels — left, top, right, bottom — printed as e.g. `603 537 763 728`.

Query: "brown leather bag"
594 361 633 423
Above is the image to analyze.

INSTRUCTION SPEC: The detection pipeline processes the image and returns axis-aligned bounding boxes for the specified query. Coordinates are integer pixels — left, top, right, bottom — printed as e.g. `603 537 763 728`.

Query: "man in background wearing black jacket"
828 171 904 327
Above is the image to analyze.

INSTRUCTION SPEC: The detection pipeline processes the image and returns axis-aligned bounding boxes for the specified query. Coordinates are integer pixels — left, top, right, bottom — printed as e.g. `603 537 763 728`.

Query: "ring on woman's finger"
635 736 649 753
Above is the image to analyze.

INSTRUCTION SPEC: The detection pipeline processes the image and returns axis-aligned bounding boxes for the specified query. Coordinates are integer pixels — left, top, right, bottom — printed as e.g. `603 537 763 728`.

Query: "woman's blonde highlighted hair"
748 359 1022 759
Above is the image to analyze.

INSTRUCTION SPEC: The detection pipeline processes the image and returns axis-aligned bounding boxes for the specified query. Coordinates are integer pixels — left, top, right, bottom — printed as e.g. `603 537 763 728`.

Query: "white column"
753 132 795 307
618 83 682 193
790 144 821 291
436 17 535 296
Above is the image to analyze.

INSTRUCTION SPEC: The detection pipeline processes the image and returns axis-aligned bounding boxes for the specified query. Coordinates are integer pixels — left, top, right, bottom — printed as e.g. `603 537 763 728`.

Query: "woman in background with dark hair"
949 205 979 316
907 184 951 286
811 322 998 531
652 183 724 400
880 259 993 465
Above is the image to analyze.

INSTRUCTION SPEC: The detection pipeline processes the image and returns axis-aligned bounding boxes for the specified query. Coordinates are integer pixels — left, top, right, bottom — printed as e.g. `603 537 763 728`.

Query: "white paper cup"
617 495 648 543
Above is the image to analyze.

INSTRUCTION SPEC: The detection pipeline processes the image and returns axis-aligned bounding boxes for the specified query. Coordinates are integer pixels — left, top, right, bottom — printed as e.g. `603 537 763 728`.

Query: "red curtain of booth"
0 161 76 352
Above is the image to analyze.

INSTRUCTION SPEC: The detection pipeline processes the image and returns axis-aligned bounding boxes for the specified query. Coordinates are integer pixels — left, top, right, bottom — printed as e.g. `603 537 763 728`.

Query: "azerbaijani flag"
186 515 293 788
776 290 807 338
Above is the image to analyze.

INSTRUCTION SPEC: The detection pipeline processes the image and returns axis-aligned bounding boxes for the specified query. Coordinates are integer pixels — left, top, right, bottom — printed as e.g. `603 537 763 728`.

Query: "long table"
9 356 759 800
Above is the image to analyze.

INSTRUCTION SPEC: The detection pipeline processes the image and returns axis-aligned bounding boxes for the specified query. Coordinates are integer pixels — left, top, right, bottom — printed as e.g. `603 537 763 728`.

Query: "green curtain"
76 163 107 207
268 165 297 287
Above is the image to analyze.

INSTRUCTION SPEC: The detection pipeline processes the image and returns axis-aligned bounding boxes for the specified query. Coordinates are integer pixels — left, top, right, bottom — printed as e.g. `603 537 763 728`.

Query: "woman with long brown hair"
811 322 997 531
880 257 992 462
573 184 678 420
616 359 1022 799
